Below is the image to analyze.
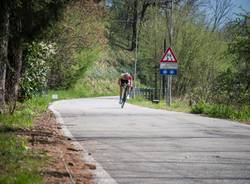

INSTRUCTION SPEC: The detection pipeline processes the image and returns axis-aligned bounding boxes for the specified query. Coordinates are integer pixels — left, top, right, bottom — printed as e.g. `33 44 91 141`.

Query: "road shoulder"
31 111 95 184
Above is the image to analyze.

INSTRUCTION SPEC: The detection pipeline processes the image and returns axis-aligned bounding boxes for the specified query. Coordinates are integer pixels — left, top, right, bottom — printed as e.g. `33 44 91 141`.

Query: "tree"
214 15 250 105
0 1 9 112
207 0 232 32
46 0 106 89
0 0 69 113
109 0 154 51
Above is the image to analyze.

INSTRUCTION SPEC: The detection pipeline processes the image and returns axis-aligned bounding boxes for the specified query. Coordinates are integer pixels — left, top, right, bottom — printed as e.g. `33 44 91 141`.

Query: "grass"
0 69 118 183
0 72 117 184
129 96 191 112
49 77 118 100
0 95 51 184
129 96 250 123
0 134 45 184
191 101 250 123
0 95 50 129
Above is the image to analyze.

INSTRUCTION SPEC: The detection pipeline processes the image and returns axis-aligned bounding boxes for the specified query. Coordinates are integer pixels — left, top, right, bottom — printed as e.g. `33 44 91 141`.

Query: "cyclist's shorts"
121 79 129 86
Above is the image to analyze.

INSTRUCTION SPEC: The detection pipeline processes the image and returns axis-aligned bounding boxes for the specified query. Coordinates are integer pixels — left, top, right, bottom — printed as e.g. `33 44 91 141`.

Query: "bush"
0 95 50 183
191 101 250 122
0 134 43 184
21 42 55 99
0 95 50 128
191 100 206 114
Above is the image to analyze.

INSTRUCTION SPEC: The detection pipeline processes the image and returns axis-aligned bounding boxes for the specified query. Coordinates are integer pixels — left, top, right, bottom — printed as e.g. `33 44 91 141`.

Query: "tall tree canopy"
0 0 69 113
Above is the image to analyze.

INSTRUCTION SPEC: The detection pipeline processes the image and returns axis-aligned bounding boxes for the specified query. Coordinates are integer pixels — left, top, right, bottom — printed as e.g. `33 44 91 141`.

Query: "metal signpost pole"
163 38 166 99
159 0 177 107
154 1 158 101
167 0 173 106
134 0 139 97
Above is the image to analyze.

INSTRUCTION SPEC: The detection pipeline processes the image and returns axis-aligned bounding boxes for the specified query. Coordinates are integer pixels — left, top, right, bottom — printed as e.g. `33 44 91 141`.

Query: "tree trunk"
130 0 138 51
6 37 23 114
0 1 9 113
130 1 149 51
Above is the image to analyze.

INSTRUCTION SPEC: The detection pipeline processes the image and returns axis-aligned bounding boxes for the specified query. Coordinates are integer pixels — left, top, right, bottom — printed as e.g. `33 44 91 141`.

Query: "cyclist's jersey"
119 73 133 87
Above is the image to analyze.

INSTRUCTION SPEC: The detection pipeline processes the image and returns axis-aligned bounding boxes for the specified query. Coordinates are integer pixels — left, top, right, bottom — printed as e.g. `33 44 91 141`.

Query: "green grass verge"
0 95 51 184
129 96 191 112
0 95 50 128
191 101 250 123
0 134 46 184
0 74 117 183
129 96 250 123
49 78 118 100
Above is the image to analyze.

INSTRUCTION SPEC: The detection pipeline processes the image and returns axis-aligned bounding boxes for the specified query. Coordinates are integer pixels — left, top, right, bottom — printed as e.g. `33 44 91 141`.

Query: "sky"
231 0 250 17
201 0 250 27
105 0 250 19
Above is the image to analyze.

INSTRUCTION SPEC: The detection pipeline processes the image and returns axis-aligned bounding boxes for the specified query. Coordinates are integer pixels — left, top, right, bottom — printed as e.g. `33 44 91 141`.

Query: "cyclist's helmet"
125 72 130 77
121 72 129 78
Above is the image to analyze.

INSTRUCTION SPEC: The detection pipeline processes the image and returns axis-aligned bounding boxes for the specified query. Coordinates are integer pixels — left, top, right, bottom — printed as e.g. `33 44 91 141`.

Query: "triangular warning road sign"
160 47 177 63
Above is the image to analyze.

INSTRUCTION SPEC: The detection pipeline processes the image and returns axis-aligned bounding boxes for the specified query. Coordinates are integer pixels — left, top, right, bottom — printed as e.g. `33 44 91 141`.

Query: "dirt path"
25 111 96 184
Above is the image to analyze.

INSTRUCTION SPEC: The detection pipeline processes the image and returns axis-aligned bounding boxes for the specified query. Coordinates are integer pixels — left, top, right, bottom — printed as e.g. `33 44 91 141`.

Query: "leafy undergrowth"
129 96 250 123
0 95 50 184
191 101 250 123
0 96 50 129
0 134 45 184
129 96 191 112
50 78 118 100
0 58 118 184
49 60 119 100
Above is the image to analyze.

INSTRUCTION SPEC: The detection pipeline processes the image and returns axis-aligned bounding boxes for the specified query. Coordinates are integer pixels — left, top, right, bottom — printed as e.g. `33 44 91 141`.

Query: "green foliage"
50 78 117 100
49 45 104 89
130 97 249 122
108 0 135 49
109 3 249 119
173 18 228 102
129 96 191 112
213 15 250 105
49 61 119 99
137 6 166 86
0 95 50 128
191 102 250 122
0 110 33 128
0 94 50 183
0 134 44 184
21 42 55 98
71 47 103 84
124 4 229 102
0 172 42 184
47 1 109 89
191 100 206 114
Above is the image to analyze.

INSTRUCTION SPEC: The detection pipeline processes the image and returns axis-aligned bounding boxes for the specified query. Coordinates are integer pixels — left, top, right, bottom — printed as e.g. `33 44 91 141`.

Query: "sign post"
161 0 174 106
159 47 178 106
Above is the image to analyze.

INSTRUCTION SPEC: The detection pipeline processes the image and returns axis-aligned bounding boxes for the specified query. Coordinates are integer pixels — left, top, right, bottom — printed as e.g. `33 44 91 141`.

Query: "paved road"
50 96 250 184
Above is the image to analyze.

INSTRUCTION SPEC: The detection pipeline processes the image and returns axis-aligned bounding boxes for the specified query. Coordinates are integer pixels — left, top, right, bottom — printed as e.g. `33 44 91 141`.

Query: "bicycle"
121 83 129 108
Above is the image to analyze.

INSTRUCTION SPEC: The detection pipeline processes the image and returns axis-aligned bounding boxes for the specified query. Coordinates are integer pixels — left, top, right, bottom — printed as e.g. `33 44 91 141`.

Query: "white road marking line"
49 105 118 184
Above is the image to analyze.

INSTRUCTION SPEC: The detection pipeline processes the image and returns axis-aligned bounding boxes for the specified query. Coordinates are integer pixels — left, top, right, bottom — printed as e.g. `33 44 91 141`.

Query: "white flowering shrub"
20 41 56 98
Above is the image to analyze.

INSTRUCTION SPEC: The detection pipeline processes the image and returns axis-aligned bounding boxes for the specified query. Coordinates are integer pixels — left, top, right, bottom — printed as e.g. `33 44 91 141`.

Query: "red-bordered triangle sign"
160 47 177 63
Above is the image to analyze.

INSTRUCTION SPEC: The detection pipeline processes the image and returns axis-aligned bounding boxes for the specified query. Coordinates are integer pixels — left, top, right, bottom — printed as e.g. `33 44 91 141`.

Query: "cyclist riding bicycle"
118 72 133 104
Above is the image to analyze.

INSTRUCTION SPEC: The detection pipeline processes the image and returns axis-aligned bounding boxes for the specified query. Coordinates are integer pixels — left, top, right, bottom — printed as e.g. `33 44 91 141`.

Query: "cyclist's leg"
121 86 127 105
119 85 123 103
127 80 132 98
127 84 132 99
119 85 122 100
119 82 126 103
126 86 130 99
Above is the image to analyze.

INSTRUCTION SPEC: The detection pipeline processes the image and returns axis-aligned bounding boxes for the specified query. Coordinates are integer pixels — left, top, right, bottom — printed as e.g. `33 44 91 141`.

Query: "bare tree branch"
209 0 233 32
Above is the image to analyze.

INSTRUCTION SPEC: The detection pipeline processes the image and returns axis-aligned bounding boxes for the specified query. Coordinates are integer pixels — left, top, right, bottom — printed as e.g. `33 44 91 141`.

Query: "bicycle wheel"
121 85 128 108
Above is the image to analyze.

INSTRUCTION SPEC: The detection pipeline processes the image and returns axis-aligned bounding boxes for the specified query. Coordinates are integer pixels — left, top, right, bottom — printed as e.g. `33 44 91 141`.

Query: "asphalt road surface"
50 96 250 184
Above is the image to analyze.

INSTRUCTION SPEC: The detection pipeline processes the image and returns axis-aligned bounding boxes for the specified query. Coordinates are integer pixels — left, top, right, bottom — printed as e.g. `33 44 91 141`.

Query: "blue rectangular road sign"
160 69 178 75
